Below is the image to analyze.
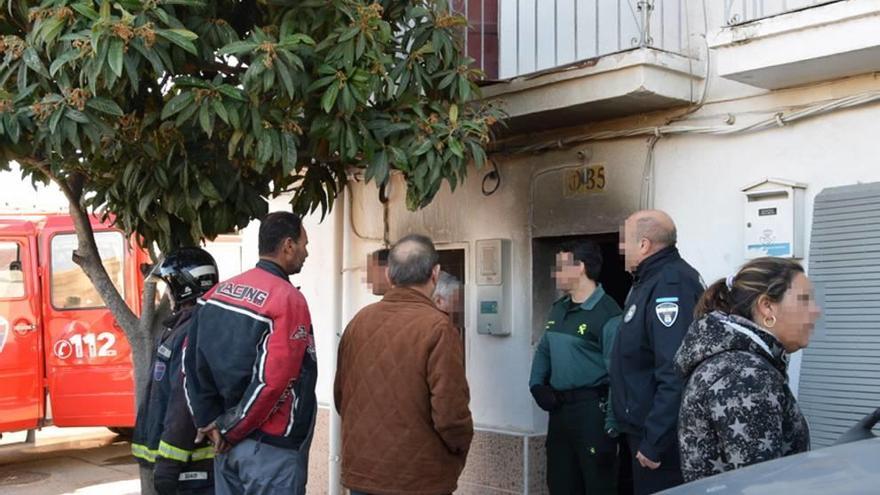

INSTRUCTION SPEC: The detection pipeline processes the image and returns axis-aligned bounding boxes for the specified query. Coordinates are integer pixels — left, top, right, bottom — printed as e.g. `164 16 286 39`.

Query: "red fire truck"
0 213 146 436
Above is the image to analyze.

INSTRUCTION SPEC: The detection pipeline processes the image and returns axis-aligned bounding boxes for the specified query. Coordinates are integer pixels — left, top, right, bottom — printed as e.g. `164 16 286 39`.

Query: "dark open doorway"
531 233 632 343
531 232 634 494
437 248 466 363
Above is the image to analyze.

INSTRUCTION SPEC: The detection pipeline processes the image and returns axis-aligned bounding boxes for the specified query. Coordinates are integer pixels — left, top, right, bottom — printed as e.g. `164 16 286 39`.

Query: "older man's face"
620 217 643 273
434 287 463 326
365 253 391 295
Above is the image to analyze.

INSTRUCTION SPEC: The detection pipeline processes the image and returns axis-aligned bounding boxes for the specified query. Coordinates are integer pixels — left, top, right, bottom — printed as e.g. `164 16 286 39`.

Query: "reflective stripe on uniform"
157 441 214 462
131 443 158 463
190 446 215 461
158 440 192 462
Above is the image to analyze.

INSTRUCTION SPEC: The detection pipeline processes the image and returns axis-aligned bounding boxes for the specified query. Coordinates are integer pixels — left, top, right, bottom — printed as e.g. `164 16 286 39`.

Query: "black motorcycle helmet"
152 247 219 304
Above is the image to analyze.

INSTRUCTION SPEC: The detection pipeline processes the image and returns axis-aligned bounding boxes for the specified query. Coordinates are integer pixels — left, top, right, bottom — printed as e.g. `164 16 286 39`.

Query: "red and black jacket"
183 260 317 450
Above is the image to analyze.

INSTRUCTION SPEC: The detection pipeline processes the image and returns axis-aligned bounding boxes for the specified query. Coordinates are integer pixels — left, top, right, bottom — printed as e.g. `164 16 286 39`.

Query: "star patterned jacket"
674 311 810 482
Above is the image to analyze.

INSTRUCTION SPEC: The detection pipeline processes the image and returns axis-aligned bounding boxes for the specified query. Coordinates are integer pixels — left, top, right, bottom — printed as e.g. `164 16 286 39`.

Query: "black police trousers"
624 434 684 495
545 395 617 495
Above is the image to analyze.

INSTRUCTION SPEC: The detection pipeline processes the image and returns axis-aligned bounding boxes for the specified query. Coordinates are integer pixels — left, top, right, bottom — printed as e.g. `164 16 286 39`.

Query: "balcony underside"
481 48 704 135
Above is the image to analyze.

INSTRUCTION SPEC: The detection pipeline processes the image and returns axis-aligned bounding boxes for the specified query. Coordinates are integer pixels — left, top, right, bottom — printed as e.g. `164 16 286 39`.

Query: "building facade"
4 1 880 493
299 1 880 492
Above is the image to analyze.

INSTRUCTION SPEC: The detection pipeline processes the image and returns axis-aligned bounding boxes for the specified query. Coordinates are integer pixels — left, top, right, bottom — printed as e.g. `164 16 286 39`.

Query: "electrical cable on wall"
495 89 880 156
638 134 661 210
344 180 383 243
379 181 391 247
481 159 502 196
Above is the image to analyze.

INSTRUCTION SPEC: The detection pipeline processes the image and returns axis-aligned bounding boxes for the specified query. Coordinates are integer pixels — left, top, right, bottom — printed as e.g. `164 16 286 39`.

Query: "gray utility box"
475 239 511 336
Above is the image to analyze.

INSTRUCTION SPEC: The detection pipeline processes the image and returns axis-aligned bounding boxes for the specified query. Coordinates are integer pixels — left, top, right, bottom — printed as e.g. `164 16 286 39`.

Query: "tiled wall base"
307 407 548 494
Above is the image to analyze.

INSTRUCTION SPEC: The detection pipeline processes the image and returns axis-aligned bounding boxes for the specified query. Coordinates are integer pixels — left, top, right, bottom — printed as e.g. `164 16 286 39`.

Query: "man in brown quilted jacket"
334 234 473 495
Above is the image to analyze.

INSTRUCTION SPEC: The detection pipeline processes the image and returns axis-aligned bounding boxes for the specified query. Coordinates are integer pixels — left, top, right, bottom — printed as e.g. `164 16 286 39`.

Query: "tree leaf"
174 76 212 89
212 99 229 124
413 138 432 156
50 49 82 76
257 134 273 164
86 97 124 116
40 17 66 46
71 2 100 20
161 91 195 119
162 0 207 6
217 84 247 102
276 59 295 98
321 82 340 113
156 29 199 55
227 129 244 159
65 109 90 123
48 107 65 134
108 38 125 77
448 138 464 158
198 103 214 137
282 133 297 175
218 40 259 56
23 48 49 78
366 149 388 185
13 83 39 104
339 27 360 43
6 115 20 143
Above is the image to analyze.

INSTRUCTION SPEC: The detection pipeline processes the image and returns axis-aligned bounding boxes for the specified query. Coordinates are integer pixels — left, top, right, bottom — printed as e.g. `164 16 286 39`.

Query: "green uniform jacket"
529 285 622 431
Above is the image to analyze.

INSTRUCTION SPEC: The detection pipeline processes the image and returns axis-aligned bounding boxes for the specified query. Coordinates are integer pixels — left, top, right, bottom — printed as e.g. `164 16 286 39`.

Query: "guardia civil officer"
132 247 219 495
529 240 622 494
609 210 703 494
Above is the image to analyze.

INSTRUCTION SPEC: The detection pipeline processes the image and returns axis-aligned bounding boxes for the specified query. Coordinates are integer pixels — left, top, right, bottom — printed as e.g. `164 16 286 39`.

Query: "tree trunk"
41 171 170 495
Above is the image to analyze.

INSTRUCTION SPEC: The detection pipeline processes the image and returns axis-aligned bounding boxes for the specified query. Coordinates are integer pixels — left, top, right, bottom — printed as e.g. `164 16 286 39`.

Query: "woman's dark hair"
695 257 805 319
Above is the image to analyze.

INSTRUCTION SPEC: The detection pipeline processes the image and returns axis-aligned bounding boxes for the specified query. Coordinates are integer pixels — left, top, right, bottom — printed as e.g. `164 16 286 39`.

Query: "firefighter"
132 247 219 495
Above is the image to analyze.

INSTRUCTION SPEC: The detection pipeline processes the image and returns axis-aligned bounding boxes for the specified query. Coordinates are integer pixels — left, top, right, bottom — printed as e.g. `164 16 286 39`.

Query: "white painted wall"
650 102 880 395
2 0 876 435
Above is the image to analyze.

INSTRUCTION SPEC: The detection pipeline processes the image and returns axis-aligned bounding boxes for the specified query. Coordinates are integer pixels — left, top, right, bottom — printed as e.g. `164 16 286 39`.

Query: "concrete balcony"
481 47 704 134
711 0 880 89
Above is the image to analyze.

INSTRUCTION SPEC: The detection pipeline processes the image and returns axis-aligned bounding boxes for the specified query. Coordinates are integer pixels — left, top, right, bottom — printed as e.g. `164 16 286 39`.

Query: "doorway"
531 233 632 343
531 232 634 494
437 248 466 362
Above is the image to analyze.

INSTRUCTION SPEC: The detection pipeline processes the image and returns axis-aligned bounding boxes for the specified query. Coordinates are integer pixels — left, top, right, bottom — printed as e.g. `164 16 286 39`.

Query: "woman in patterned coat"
674 257 821 482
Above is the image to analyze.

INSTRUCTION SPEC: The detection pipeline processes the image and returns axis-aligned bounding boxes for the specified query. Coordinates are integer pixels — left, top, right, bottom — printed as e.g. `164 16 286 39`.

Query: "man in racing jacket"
132 247 219 494
184 212 316 495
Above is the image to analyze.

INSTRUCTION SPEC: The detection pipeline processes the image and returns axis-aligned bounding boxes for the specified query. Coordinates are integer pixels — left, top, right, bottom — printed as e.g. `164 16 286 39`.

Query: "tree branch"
29 160 139 336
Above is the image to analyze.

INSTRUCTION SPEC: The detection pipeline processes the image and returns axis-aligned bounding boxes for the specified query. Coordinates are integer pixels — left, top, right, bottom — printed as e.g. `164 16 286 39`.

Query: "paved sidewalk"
0 428 139 495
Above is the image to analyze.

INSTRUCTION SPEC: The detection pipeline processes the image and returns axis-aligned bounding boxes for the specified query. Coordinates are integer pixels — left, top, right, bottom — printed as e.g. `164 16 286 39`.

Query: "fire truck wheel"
109 427 134 439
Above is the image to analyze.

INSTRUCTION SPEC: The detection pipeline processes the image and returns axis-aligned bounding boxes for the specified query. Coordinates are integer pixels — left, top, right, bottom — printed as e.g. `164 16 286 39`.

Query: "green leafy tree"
0 0 500 489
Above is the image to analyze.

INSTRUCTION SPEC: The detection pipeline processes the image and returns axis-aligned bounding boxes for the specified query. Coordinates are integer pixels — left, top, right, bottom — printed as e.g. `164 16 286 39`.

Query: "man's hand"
195 422 230 454
530 384 560 412
636 450 661 470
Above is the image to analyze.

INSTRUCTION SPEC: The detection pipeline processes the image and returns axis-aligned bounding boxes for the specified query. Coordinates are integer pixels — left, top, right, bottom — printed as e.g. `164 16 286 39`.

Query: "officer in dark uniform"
610 210 703 495
530 241 622 495
132 248 219 495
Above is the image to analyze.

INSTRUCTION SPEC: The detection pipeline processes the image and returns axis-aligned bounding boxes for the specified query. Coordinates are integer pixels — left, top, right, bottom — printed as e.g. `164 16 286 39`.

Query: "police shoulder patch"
655 300 680 328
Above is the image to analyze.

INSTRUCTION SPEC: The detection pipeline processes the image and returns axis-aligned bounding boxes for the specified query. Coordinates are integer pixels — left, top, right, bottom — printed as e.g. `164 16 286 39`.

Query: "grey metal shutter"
799 182 880 448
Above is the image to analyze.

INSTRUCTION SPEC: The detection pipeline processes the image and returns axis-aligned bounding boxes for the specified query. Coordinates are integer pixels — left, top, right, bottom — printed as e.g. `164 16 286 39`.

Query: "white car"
661 409 880 494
